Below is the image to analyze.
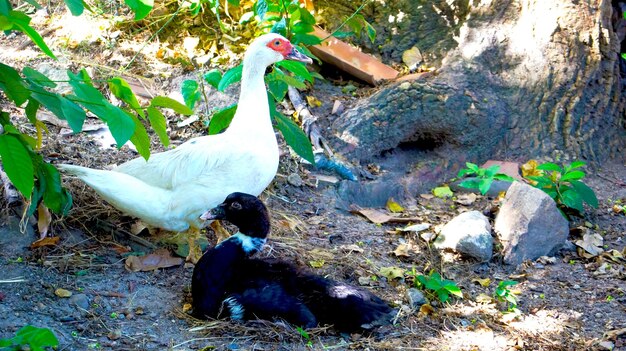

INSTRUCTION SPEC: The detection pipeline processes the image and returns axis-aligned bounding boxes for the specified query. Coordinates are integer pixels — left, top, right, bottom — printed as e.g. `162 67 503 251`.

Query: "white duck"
59 33 312 261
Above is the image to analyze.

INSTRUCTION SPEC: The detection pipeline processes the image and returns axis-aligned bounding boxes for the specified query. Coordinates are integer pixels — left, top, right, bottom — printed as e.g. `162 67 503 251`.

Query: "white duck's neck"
227 54 271 134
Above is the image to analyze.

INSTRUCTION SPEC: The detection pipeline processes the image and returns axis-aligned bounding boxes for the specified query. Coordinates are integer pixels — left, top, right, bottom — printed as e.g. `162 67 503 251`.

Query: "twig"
286 86 332 156
322 1 369 42
88 290 127 298
0 277 26 283
95 219 158 250
596 173 626 187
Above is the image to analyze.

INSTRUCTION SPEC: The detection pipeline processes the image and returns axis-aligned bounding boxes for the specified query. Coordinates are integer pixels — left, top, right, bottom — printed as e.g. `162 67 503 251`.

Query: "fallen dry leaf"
521 159 543 179
339 244 364 254
455 193 477 206
350 206 420 224
575 233 604 258
472 278 491 287
386 198 405 213
309 260 325 268
37 203 52 239
393 243 419 257
379 266 405 280
55 288 72 298
402 46 423 71
125 249 183 272
182 303 192 313
420 232 436 242
419 304 435 316
30 236 60 249
475 293 493 304
306 95 322 107
310 248 334 260
398 223 430 232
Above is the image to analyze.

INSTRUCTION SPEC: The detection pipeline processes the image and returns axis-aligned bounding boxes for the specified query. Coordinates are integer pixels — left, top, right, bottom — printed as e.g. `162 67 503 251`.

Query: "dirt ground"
1 5 626 351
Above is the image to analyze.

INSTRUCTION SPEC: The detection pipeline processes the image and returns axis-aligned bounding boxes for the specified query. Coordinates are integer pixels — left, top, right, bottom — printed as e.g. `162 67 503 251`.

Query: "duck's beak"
286 46 313 64
200 204 226 221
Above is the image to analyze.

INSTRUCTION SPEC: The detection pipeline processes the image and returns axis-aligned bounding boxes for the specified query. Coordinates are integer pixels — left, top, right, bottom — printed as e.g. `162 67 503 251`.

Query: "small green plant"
414 270 463 303
0 325 59 351
494 280 519 314
523 161 598 215
296 326 313 348
457 162 515 195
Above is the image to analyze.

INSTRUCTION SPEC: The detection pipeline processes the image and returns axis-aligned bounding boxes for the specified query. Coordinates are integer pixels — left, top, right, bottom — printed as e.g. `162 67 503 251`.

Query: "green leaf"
484 164 500 177
536 162 562 173
458 178 480 191
276 60 313 82
149 96 193 115
561 189 583 213
0 134 34 198
59 96 86 133
436 289 449 303
364 20 376 43
433 186 453 198
208 104 237 135
298 7 316 25
40 162 72 214
203 69 222 89
271 17 287 36
465 162 479 172
106 108 136 148
566 160 586 171
271 101 315 164
493 173 515 182
124 0 153 20
63 0 84 15
25 98 40 124
11 325 59 351
68 71 135 146
147 106 170 147
254 0 268 20
22 67 56 88
109 77 144 118
128 113 151 160
181 80 201 110
265 71 288 101
0 0 11 15
0 62 30 105
560 170 585 182
570 180 598 208
292 32 322 46
218 64 243 92
268 68 306 89
444 284 463 297
478 178 493 195
9 11 56 59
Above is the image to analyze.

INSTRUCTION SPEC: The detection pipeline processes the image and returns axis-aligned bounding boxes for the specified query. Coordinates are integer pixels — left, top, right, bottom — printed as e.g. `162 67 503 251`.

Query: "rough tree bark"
316 0 625 201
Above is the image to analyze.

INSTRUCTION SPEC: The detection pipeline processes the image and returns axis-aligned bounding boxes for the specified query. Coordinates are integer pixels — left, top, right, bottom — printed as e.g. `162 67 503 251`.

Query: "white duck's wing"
115 134 230 189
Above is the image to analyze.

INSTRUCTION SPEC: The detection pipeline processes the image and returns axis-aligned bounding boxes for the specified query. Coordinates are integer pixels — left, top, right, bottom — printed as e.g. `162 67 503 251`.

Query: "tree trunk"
316 0 625 202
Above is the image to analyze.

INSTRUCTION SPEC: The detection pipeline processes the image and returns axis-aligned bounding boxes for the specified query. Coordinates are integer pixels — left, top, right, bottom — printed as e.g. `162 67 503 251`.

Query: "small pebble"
287 173 304 187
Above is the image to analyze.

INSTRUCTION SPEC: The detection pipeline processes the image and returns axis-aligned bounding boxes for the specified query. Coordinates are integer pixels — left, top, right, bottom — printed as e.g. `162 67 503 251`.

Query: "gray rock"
434 211 493 261
494 182 568 266
407 288 427 308
69 294 90 310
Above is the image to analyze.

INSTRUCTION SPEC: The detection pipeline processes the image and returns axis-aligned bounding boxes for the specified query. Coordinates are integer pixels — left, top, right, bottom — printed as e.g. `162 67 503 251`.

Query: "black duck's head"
200 192 271 239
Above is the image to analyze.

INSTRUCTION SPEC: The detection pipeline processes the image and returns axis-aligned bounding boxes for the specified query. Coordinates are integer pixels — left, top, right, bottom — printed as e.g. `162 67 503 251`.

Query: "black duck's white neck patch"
220 232 266 253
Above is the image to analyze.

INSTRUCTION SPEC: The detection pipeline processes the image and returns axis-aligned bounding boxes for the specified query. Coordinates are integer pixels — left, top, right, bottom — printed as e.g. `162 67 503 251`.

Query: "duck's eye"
274 40 281 47
230 202 242 210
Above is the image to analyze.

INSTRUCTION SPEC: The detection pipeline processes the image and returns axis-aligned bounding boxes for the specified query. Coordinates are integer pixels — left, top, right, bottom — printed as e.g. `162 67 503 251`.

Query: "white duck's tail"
57 164 172 228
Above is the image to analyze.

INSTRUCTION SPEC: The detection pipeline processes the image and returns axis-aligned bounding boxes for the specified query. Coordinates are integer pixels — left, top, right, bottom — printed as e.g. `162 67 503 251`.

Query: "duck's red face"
266 37 313 64
266 38 293 57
